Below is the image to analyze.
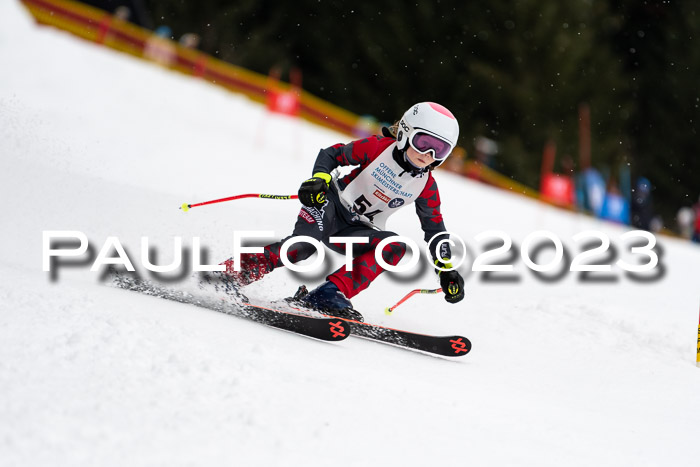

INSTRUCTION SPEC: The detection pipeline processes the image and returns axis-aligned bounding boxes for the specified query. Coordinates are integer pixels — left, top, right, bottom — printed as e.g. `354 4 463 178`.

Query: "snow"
1 1 700 465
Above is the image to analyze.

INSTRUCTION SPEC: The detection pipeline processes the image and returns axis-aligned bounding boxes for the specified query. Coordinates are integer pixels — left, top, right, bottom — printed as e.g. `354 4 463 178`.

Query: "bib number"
353 195 382 222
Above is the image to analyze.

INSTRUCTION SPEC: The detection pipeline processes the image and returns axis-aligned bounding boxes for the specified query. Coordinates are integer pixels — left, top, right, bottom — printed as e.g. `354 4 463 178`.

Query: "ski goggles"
408 130 454 161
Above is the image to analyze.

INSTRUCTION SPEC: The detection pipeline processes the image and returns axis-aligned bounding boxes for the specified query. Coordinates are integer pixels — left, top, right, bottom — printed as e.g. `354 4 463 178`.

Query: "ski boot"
291 282 364 322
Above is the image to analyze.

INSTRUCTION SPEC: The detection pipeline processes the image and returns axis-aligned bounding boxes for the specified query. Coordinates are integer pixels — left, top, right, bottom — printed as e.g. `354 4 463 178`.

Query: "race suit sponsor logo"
373 189 391 203
299 209 315 224
388 198 405 208
300 206 325 231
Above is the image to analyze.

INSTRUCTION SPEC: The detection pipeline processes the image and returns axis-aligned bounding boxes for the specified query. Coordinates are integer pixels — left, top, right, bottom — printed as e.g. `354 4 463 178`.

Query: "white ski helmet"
396 102 459 166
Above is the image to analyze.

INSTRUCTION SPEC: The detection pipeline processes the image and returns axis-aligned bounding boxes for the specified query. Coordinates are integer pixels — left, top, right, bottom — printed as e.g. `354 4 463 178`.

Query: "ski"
243 303 350 342
341 319 471 357
274 300 470 357
286 286 470 357
108 274 468 354
109 275 349 342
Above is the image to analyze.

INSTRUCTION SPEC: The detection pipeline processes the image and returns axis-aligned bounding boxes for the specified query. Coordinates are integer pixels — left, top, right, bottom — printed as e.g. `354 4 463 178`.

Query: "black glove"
436 260 465 304
298 173 330 208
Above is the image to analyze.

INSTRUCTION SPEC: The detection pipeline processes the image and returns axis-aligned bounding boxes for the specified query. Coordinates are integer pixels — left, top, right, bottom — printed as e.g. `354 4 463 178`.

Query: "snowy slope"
2 1 700 466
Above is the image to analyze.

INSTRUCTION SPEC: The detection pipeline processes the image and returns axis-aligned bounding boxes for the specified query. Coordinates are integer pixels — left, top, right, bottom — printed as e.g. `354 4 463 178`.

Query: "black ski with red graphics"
243 302 349 342
339 318 471 357
287 286 471 357
109 274 349 342
108 274 468 353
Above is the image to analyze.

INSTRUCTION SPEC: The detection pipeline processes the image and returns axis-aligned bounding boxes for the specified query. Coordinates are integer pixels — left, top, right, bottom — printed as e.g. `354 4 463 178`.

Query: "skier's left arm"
415 175 465 304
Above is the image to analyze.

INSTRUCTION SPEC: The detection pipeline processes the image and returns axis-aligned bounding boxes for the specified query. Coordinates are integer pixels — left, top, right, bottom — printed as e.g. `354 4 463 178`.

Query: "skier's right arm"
298 142 353 208
311 136 388 174
299 136 390 208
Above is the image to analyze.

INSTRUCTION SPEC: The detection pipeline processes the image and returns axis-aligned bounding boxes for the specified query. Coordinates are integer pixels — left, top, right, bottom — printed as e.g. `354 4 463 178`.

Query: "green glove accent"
435 258 465 304
298 173 330 208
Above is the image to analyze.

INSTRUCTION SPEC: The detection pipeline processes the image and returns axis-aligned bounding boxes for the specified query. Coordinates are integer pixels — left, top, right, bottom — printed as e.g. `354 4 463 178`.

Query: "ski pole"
384 288 442 315
180 193 298 212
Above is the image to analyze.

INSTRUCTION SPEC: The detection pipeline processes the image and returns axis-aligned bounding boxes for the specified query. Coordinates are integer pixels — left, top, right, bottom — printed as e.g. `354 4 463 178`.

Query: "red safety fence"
19 0 594 216
20 0 374 137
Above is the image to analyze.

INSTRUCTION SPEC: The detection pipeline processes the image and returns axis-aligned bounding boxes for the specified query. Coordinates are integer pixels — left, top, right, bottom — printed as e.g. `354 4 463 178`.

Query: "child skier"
222 102 465 320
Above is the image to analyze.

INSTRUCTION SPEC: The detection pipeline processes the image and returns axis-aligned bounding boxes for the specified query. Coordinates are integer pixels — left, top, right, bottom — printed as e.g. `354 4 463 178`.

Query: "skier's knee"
379 239 407 266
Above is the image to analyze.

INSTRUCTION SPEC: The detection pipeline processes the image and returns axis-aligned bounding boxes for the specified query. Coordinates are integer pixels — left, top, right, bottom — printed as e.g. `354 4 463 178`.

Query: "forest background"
83 0 700 224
